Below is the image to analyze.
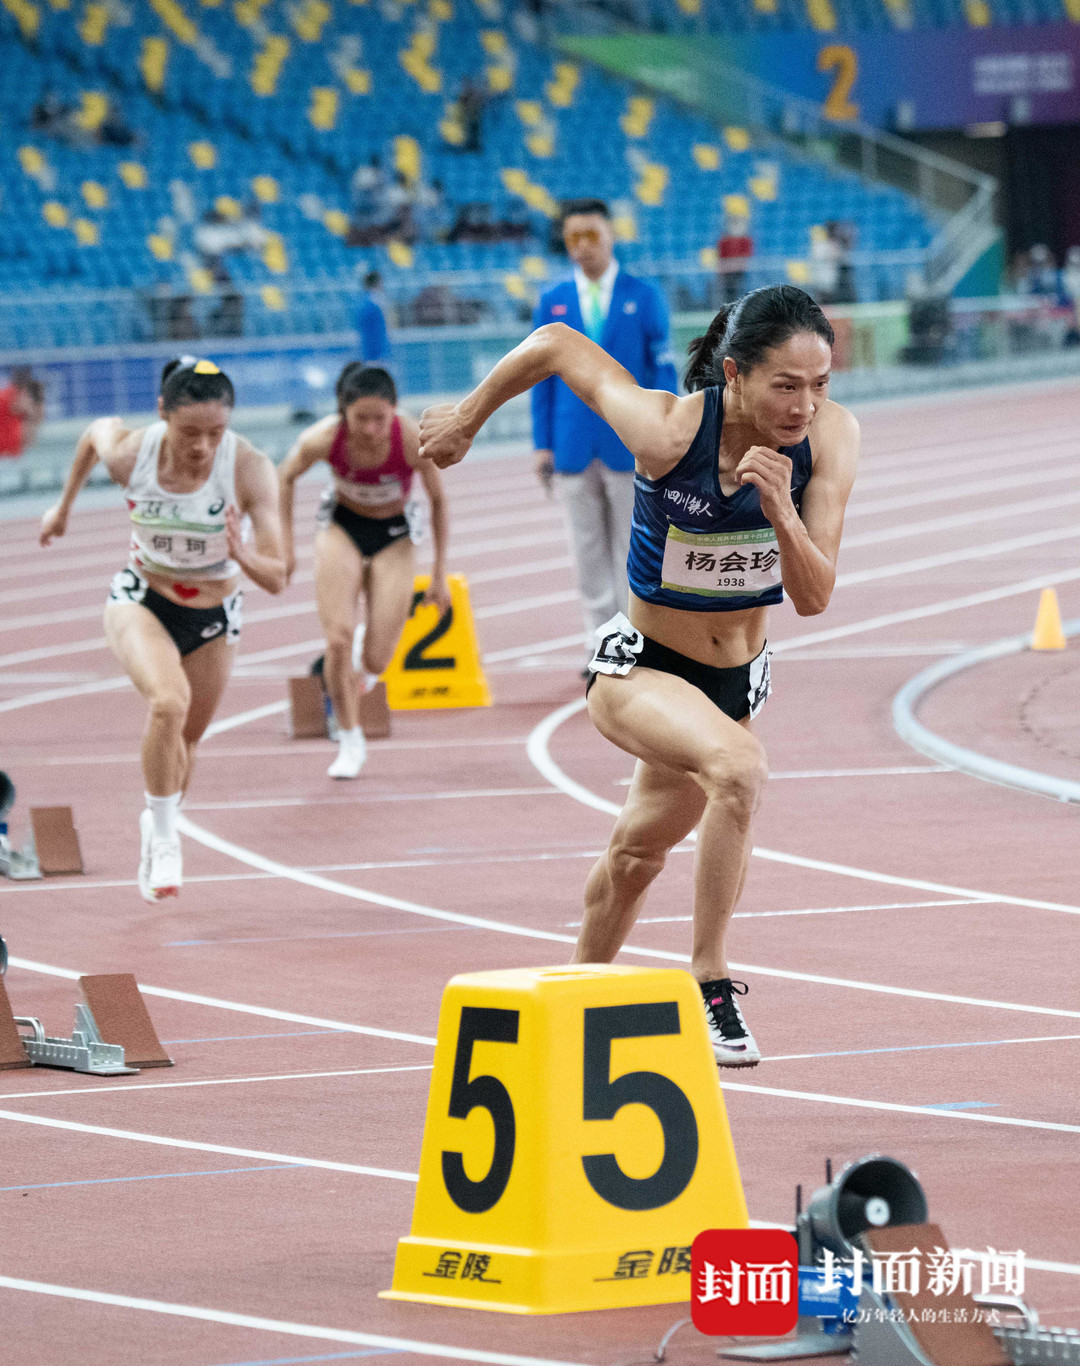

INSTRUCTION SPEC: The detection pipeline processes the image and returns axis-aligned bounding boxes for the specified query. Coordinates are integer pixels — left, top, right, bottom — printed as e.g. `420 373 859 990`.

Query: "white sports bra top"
126 422 241 580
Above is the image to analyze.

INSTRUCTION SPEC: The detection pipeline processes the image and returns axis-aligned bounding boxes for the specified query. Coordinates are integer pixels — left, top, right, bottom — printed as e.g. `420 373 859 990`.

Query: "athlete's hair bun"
684 285 834 393
161 358 235 411
336 362 397 411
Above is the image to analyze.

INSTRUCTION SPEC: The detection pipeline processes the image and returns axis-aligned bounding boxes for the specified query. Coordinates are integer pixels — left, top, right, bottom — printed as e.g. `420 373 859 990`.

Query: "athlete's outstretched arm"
420 324 694 477
40 417 130 546
233 444 287 594
403 416 452 616
277 422 330 582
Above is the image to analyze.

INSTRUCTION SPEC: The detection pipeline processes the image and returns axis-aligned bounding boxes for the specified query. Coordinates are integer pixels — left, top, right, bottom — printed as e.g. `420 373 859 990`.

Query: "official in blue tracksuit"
532 198 678 651
355 269 391 366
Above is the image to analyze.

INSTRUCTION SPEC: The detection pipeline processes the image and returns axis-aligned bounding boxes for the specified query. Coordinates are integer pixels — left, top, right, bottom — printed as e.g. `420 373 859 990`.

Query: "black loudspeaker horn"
0 772 14 822
805 1154 928 1256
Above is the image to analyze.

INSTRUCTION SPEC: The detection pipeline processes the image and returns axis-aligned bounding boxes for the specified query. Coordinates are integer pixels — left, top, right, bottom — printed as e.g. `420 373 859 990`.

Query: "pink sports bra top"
328 416 413 508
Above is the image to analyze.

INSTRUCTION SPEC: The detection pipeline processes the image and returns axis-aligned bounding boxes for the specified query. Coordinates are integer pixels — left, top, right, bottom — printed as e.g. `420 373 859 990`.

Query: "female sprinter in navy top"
418 286 859 1067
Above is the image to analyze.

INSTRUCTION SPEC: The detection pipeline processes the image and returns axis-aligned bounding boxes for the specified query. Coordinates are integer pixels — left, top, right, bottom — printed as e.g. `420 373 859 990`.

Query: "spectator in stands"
351 155 385 217
1025 244 1059 297
809 224 842 305
458 77 487 153
356 270 391 365
0 368 45 457
416 179 452 242
830 222 857 304
716 214 753 303
532 198 678 661
1060 246 1080 346
29 92 77 143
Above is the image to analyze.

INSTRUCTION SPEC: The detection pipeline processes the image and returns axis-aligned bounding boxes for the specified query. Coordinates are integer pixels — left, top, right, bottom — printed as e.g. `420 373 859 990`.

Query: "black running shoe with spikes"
699 977 761 1067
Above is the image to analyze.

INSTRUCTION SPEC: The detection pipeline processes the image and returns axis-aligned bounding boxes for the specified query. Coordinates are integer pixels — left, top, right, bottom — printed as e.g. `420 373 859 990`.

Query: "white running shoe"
700 978 761 1067
137 809 155 904
327 728 367 779
147 835 182 900
351 622 366 673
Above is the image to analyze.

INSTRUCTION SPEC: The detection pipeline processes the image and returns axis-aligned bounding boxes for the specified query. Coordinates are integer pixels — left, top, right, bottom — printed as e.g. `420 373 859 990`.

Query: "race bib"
588 612 645 677
130 505 230 572
661 525 781 600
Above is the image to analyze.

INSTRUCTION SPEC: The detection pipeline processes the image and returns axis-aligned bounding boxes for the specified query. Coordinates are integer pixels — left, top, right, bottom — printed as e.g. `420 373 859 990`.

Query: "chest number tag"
382 966 748 1314
661 525 781 599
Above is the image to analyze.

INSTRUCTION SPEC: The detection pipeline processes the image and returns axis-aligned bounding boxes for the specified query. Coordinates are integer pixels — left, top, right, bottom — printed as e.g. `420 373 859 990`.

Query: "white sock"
145 792 181 842
341 726 364 749
362 672 380 693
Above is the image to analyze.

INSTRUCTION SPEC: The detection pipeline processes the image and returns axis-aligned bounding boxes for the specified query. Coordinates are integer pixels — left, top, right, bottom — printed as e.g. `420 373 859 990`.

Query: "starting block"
30 806 83 876
287 674 392 741
383 965 747 1314
0 770 42 880
0 961 172 1076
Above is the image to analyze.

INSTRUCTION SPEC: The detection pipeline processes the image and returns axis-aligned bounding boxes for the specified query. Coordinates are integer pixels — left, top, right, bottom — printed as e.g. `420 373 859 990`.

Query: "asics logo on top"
200 621 224 639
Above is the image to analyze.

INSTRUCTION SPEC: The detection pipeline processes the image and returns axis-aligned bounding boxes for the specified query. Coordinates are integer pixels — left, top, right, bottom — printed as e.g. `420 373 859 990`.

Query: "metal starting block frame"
14 1003 137 1076
0 832 41 881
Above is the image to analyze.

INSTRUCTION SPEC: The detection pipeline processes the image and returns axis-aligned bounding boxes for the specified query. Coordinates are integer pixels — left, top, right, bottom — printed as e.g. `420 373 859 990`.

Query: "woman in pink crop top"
279 363 451 779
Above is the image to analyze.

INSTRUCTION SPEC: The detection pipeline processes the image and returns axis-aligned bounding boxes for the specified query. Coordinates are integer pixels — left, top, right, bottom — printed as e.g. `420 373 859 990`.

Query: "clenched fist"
419 403 473 470
736 445 795 527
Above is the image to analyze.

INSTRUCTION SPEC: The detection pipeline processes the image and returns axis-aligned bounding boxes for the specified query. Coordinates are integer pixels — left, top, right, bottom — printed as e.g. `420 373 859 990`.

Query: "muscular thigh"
314 523 364 637
181 634 236 743
363 536 416 670
588 666 760 780
613 757 708 854
104 600 189 706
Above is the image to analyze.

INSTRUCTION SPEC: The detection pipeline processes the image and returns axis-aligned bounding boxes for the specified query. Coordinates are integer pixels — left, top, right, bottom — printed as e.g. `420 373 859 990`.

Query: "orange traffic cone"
1032 588 1067 651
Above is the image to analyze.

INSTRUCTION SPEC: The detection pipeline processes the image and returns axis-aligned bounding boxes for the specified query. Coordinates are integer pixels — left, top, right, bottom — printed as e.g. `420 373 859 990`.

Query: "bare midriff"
141 569 241 610
331 479 407 522
628 591 768 670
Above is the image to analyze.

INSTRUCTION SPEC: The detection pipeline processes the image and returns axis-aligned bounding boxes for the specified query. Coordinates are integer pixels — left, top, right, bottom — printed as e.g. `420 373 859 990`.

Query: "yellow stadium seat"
4 0 40 39
261 285 286 310
963 0 991 22
309 87 339 130
252 36 290 96
620 95 655 138
753 0 777 10
189 141 217 169
188 265 215 294
74 92 109 132
526 129 553 157
150 0 197 44
73 217 100 246
1065 0 1080 19
429 0 452 17
399 32 442 93
200 0 223 7
262 233 289 273
786 260 812 284
501 168 529 194
47 0 71 9
750 174 778 201
387 240 414 268
439 109 466 145
323 209 350 236
480 29 507 54
545 61 579 108
487 64 513 93
516 100 542 126
79 1 108 44
806 0 837 29
214 195 242 219
148 233 174 260
635 162 668 207
723 193 751 217
17 146 46 177
692 144 721 171
723 127 751 152
344 67 372 94
119 161 148 189
42 201 68 228
251 174 280 203
81 181 109 209
612 212 638 242
881 0 912 24
140 36 169 92
676 0 701 10
503 273 527 300
700 246 719 269
521 256 547 280
292 0 330 39
394 134 422 184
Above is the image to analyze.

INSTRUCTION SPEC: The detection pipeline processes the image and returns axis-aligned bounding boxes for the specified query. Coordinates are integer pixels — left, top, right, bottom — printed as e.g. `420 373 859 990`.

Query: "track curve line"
893 618 1080 805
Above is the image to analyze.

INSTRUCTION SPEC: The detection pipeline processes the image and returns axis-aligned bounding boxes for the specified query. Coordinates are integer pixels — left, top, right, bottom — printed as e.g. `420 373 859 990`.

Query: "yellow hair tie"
193 359 221 375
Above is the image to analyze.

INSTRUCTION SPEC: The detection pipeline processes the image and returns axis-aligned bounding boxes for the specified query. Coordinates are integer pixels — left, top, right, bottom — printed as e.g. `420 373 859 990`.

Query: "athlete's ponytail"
160 358 235 411
336 362 397 411
684 285 834 392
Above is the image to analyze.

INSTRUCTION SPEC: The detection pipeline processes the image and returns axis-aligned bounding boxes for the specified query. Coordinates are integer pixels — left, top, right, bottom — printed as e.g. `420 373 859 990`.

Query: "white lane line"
475 590 578 620
0 675 130 715
485 634 587 664
167 820 1080 1020
0 1063 434 1103
0 1276 591 1366
7 957 438 1047
0 635 108 668
846 460 1079 519
850 438 1078 494
18 736 538 766
183 787 559 812
718 1079 1080 1136
526 696 1080 920
842 487 1080 549
203 700 288 737
834 525 1080 589
765 1033 1080 1063
0 1109 418 1179
614 766 949 783
631 899 989 923
772 566 1080 654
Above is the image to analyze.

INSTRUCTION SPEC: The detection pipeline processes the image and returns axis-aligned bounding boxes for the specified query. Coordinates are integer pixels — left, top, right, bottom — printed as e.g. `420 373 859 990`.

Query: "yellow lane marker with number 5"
382 965 747 1314
382 573 491 711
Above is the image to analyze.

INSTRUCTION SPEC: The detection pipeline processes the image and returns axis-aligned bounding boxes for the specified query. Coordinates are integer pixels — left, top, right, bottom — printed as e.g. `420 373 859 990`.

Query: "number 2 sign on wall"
382 965 748 1315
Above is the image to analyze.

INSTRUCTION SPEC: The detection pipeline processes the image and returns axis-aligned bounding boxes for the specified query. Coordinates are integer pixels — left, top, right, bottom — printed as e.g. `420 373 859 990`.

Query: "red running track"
1 378 1079 1366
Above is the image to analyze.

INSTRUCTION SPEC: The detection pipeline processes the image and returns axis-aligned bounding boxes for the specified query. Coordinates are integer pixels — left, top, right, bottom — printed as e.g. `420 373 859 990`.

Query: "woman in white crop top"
39 358 286 904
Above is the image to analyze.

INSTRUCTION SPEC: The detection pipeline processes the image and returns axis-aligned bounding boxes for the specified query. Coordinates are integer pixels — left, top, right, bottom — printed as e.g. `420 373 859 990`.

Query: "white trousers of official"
556 459 636 646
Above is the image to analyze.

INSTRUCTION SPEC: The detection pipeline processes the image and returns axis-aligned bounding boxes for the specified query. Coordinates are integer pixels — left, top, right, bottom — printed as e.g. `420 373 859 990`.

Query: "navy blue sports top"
627 385 813 613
